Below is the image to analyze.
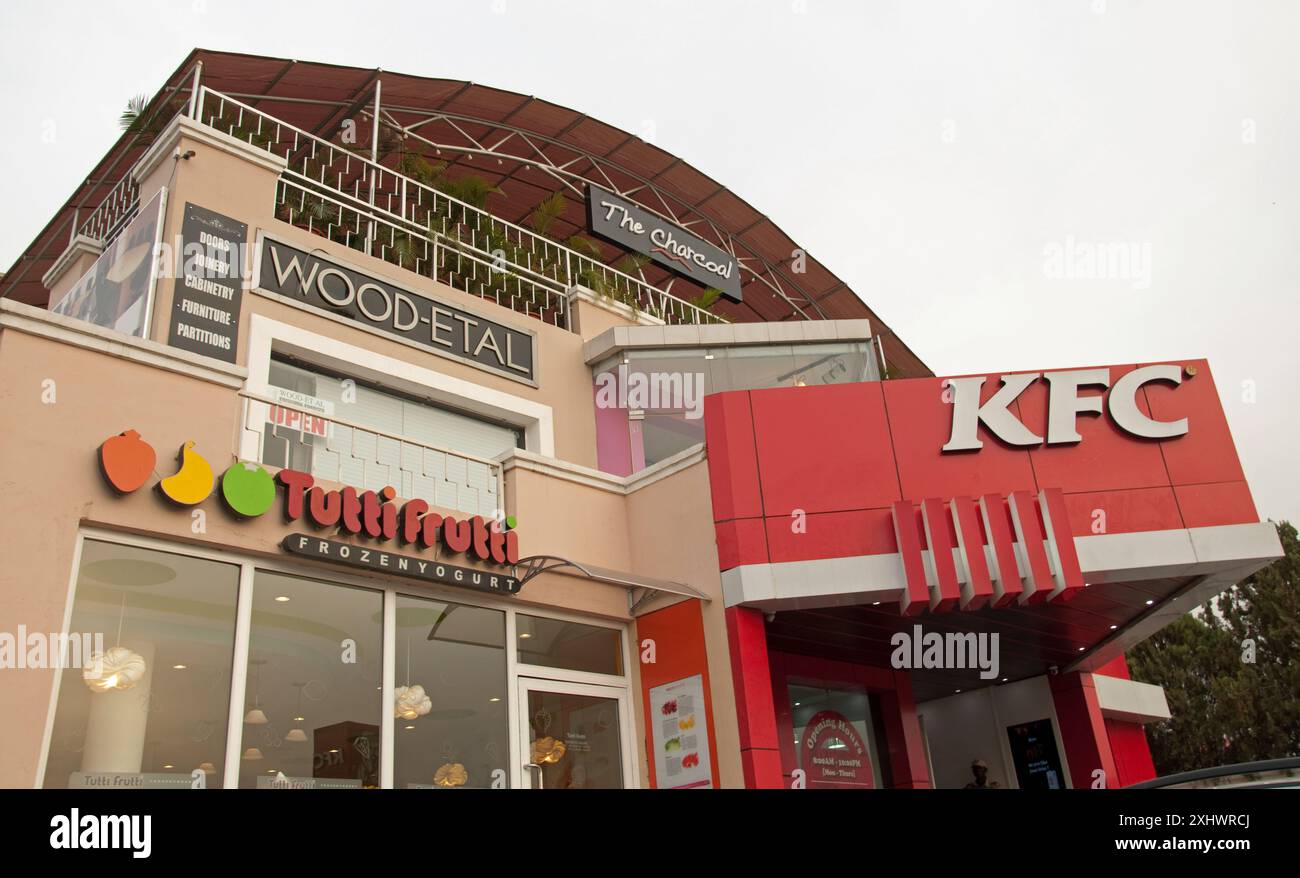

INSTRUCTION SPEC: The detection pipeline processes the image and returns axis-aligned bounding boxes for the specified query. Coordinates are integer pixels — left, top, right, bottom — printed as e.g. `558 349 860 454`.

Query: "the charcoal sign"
256 237 535 383
586 184 742 303
168 203 247 363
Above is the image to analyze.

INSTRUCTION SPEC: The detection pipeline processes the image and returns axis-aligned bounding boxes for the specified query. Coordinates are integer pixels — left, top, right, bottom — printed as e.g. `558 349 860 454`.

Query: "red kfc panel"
1142 360 1247 487
1020 364 1172 494
1174 481 1259 529
703 391 764 522
764 508 897 564
749 382 899 516
715 518 769 571
921 498 961 611
1061 487 1185 537
882 375 1038 501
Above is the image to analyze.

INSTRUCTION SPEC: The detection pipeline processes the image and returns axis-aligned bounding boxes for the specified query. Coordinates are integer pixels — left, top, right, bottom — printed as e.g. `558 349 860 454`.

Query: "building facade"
0 50 1281 790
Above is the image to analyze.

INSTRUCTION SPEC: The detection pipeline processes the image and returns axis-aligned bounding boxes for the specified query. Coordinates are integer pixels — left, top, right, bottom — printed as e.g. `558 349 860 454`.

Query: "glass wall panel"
238 572 383 789
393 595 508 789
42 540 239 789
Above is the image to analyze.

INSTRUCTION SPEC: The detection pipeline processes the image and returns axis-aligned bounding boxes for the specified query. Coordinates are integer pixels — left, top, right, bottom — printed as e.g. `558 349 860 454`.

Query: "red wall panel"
882 376 1038 501
749 381 900 516
703 392 763 523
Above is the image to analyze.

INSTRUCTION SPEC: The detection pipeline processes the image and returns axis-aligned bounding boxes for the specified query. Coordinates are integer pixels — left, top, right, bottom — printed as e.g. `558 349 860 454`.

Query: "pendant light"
83 593 146 693
284 683 308 742
393 638 431 721
244 659 268 725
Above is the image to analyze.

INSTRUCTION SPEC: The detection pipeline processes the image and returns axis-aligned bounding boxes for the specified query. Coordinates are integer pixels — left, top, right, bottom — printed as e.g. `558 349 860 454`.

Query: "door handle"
523 762 544 790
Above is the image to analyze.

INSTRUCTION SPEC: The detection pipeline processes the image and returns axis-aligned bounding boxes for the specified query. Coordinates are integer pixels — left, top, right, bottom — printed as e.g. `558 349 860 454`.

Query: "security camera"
1049 664 1060 675
173 148 196 161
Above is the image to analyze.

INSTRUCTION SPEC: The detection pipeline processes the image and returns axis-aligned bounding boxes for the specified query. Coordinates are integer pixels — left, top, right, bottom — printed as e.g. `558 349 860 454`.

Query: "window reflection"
393 596 508 789
239 572 383 789
517 616 623 676
42 540 239 789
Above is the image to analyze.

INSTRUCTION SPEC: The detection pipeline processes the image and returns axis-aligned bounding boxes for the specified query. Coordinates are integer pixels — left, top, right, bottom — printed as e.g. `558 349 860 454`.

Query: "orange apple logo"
98 430 156 494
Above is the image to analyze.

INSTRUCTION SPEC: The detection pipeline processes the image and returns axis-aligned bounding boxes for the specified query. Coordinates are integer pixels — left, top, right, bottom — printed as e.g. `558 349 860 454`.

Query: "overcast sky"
2 0 1296 523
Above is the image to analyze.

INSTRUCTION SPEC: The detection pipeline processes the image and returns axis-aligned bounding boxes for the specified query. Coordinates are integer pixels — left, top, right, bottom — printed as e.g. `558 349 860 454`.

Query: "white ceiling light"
83 646 147 693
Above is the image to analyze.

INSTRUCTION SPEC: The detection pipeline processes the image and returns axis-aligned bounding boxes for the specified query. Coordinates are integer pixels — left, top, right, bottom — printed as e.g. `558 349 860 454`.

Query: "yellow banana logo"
158 441 215 506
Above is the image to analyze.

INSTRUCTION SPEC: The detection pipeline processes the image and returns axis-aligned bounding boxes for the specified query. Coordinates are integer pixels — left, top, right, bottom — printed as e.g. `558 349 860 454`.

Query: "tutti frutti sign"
97 429 522 593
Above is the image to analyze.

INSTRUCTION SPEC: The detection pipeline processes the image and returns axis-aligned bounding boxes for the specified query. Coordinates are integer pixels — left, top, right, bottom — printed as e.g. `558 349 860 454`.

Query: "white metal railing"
276 178 570 327
241 392 505 520
77 174 139 246
195 86 726 327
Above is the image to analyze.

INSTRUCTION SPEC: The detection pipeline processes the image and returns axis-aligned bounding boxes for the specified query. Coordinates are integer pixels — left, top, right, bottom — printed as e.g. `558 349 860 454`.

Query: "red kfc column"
1048 671 1119 789
724 606 784 788
879 671 933 789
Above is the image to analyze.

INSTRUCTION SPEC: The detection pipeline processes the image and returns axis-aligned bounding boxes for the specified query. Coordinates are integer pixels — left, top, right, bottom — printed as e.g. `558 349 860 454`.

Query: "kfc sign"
943 364 1190 452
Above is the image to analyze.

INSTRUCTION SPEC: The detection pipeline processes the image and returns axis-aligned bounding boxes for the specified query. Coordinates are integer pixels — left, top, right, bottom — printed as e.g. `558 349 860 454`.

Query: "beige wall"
133 120 611 470
622 460 743 789
1 114 730 790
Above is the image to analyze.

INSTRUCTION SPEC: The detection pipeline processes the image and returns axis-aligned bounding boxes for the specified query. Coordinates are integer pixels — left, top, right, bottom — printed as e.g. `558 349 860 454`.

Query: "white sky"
2 0 1296 524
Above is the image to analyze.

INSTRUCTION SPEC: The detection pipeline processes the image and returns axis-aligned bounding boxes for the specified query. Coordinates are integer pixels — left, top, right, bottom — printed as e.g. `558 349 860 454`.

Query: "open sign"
269 388 333 438
270 404 328 438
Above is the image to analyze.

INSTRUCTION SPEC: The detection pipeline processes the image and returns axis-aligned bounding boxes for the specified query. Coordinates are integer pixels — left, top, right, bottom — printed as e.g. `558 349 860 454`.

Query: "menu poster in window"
648 674 713 789
1006 718 1065 790
50 188 166 339
167 202 247 363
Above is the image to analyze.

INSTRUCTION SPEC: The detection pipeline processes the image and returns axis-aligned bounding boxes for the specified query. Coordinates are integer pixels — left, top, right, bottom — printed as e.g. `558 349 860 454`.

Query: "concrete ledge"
1093 674 1171 724
40 235 103 292
0 298 248 389
583 317 874 365
500 443 705 496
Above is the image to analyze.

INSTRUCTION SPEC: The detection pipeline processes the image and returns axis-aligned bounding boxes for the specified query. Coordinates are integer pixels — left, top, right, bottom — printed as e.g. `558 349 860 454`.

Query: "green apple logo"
221 461 276 517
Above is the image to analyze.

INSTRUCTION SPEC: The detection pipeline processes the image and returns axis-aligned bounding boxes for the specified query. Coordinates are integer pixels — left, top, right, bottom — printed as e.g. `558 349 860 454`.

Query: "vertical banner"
50 188 167 339
167 202 247 362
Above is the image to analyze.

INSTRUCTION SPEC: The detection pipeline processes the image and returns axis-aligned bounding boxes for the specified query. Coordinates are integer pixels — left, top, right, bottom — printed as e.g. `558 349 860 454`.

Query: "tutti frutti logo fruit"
98 430 275 516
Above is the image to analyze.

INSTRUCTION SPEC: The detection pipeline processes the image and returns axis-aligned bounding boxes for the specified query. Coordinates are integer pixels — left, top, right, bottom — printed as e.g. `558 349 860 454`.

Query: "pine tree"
1129 521 1300 774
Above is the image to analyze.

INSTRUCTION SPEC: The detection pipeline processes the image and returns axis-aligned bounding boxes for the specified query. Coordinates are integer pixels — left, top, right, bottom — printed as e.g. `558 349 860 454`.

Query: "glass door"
517 678 632 789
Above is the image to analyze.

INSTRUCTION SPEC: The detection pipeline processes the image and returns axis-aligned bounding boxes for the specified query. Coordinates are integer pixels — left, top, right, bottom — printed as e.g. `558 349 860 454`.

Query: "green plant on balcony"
691 288 723 310
118 93 189 147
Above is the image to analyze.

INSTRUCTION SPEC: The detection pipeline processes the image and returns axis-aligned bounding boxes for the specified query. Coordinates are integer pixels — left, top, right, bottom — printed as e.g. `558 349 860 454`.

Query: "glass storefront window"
393 596 508 789
789 683 885 789
516 615 623 676
42 540 635 789
42 540 240 789
238 572 383 789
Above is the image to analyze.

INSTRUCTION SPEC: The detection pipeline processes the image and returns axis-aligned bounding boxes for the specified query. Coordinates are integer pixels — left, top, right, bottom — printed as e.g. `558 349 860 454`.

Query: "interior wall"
917 676 1069 789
